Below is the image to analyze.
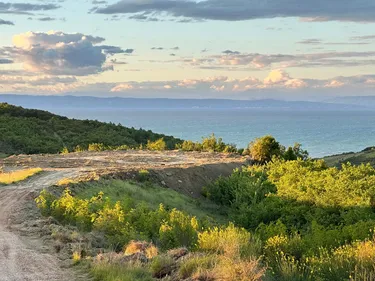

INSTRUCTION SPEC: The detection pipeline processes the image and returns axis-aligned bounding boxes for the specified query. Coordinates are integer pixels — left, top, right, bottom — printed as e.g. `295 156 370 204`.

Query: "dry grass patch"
0 168 42 185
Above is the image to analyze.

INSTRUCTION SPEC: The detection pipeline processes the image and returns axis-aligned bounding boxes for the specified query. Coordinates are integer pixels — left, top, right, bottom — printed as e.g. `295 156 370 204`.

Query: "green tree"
284 143 309 161
248 135 281 163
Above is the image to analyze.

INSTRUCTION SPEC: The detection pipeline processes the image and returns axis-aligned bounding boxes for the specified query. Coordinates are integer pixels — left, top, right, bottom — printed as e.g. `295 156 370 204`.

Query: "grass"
75 179 227 222
91 262 154 281
0 168 42 185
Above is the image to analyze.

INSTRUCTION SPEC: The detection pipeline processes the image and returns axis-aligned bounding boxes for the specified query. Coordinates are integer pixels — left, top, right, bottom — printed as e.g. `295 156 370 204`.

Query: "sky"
1 0 375 100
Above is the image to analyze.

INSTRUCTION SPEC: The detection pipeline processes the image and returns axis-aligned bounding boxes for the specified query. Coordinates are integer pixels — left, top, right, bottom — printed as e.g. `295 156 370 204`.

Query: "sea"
51 108 375 158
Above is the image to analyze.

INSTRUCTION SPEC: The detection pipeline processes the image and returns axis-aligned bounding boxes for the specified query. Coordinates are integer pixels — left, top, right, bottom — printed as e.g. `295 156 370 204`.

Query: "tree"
248 135 281 163
283 143 309 161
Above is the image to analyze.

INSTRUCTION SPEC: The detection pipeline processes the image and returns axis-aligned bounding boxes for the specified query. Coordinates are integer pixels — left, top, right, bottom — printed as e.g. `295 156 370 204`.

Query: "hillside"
323 147 375 167
0 94 368 111
0 103 182 155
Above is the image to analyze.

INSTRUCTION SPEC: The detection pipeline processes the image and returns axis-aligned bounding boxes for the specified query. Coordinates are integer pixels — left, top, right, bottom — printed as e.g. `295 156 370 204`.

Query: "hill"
0 94 368 111
0 103 182 155
323 147 375 167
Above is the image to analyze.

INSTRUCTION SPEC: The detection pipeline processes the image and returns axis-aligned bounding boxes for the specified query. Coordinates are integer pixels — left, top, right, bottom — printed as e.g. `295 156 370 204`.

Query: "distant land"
0 94 372 111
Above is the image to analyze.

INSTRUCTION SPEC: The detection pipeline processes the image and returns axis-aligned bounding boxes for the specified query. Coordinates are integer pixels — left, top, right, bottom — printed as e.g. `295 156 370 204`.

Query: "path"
0 170 77 281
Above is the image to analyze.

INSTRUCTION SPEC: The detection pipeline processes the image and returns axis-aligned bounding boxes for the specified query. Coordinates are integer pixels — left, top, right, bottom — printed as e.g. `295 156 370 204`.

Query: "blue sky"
1 0 375 100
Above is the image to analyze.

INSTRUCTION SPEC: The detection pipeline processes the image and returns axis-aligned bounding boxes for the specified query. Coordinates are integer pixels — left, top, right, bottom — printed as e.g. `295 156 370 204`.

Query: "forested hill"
0 103 182 155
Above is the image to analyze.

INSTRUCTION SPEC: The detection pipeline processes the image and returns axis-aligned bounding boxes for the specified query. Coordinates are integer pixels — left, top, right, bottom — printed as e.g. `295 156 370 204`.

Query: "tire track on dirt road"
0 170 78 281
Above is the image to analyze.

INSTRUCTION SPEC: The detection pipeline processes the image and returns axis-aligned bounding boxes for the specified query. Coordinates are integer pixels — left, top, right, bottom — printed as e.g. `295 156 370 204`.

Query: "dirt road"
0 170 77 281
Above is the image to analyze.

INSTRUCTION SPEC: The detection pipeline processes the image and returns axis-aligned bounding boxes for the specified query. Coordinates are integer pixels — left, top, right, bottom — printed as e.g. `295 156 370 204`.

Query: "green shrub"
198 223 261 258
159 209 199 250
149 255 175 278
146 138 167 151
137 169 150 182
88 143 108 152
35 189 57 216
248 135 282 163
178 254 217 279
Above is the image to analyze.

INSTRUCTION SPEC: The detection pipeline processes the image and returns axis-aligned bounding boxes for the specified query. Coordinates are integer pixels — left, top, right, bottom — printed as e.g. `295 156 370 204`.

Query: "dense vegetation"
204 159 375 280
176 134 238 153
37 156 375 280
0 103 182 154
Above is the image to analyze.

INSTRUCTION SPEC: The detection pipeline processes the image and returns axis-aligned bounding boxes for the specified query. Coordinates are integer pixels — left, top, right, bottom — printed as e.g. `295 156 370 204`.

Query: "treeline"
0 103 182 154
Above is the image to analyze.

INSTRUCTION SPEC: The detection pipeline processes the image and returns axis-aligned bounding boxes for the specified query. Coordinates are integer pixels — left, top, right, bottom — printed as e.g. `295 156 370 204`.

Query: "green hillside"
323 147 375 167
0 103 182 155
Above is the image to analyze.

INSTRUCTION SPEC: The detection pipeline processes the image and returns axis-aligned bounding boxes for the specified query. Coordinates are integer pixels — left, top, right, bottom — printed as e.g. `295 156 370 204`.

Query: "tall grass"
91 261 153 281
76 180 226 222
0 168 42 185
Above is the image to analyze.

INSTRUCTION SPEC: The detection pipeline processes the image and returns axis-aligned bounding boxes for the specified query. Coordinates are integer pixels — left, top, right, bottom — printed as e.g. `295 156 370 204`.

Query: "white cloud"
3 31 128 76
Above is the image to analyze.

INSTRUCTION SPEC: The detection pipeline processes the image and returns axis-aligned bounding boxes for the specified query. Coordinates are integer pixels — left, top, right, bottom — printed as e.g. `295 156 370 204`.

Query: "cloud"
3 31 130 76
3 68 375 96
298 38 369 46
92 0 107 4
0 58 12 64
178 51 375 70
94 0 375 23
351 35 375 41
107 70 310 93
104 70 375 96
0 74 80 93
0 18 13 25
0 2 60 15
151 47 164 50
223 50 241 55
37 17 56 21
298 39 322 45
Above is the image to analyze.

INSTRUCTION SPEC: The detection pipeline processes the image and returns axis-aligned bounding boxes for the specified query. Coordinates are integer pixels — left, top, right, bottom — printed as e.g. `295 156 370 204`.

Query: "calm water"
53 108 375 157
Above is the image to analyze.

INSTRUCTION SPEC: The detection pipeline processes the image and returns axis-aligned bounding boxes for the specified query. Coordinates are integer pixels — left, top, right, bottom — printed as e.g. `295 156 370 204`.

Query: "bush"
88 143 108 152
248 135 282 163
137 170 150 182
159 209 199 250
150 255 175 278
178 254 217 279
198 223 261 258
146 138 167 151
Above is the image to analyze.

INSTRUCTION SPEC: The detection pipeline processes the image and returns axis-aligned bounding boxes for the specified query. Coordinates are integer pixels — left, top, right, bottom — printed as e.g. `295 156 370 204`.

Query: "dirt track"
0 171 77 281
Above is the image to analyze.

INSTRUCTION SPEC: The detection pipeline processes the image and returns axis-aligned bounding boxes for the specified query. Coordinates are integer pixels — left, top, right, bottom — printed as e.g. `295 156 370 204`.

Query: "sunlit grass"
0 168 42 185
76 180 227 222
91 261 153 281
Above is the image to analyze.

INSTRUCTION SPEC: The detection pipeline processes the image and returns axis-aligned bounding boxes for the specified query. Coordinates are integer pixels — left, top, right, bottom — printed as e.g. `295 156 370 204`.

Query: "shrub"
88 143 107 152
146 138 167 151
61 147 69 154
74 145 85 152
159 209 199 250
213 257 266 281
137 169 150 182
150 255 175 278
35 189 57 216
178 254 218 279
248 135 282 163
198 223 261 258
